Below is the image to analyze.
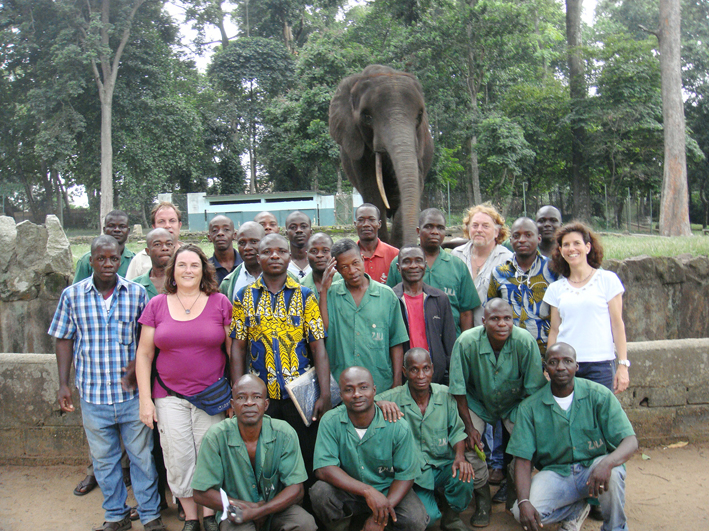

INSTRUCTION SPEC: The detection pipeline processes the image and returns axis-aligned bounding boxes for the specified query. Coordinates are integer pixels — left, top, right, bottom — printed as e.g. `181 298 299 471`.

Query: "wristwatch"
618 359 631 367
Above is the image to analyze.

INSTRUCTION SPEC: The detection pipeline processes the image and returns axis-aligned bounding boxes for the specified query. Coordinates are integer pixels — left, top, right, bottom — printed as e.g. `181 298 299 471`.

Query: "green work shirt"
507 378 636 476
133 269 159 300
73 247 135 284
448 326 546 424
313 405 421 493
325 275 409 392
300 271 342 301
386 250 480 336
192 415 308 521
375 383 466 490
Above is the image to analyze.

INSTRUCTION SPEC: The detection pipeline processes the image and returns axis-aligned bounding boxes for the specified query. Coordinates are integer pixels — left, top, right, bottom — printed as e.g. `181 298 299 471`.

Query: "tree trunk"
658 0 692 236
90 0 146 224
566 0 590 221
99 85 114 223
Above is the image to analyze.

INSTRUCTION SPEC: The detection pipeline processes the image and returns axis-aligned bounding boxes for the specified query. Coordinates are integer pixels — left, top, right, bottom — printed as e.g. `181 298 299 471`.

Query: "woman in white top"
543 222 630 393
452 203 512 326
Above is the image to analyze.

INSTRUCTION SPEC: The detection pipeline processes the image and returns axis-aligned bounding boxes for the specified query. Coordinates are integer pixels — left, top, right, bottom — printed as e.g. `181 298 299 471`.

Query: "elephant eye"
417 110 424 126
361 113 373 126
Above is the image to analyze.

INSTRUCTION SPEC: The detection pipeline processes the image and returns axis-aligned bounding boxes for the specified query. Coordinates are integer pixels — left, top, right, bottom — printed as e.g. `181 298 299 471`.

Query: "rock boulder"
0 216 73 353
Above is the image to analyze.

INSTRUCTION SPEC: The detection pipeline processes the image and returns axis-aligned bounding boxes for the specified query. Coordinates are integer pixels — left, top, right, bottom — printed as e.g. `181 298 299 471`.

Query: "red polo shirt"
358 238 400 284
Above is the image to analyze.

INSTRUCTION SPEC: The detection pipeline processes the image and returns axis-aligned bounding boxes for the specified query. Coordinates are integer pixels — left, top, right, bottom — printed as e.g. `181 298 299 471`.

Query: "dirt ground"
1 443 708 531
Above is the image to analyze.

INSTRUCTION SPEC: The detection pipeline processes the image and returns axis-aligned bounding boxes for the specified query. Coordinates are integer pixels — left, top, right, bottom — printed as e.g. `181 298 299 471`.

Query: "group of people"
50 199 637 531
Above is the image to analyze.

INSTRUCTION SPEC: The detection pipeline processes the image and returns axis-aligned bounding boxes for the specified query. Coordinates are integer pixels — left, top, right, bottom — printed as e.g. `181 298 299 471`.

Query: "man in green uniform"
300 232 340 300
320 239 409 392
193 374 317 531
376 348 474 531
449 299 546 527
310 366 428 531
133 228 174 299
387 209 479 335
73 210 135 283
508 343 637 531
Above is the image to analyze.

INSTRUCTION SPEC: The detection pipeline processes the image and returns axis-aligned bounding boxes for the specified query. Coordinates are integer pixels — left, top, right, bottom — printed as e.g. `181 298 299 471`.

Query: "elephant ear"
329 73 365 160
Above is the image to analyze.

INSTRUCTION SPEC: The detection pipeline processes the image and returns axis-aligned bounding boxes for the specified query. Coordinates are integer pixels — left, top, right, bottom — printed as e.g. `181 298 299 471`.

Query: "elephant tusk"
375 152 391 210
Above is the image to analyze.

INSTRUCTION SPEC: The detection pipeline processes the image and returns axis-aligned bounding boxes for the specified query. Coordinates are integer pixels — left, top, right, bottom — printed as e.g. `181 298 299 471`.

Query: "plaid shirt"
48 275 147 405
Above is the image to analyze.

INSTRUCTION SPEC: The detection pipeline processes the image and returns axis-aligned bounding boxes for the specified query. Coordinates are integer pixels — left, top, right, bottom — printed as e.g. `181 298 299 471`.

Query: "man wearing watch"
508 342 637 531
193 375 316 531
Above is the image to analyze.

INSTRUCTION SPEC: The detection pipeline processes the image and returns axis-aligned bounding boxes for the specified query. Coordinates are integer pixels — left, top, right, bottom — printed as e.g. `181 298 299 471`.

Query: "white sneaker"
559 503 591 531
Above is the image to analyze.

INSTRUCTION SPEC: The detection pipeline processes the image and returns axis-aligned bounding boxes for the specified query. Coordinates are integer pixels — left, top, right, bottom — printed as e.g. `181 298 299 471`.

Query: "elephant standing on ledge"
329 65 434 248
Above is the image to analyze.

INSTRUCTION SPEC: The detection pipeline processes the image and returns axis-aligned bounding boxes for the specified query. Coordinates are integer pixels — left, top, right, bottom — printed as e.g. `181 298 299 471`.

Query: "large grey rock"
0 216 73 353
605 255 709 341
0 216 17 272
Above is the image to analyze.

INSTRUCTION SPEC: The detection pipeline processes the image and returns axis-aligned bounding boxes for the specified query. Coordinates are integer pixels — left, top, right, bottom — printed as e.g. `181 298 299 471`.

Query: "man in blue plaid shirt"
49 235 165 531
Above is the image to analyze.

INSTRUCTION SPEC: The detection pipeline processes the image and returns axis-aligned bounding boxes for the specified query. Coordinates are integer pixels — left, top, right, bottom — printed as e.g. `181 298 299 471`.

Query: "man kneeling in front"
508 342 637 531
310 366 428 531
192 375 316 531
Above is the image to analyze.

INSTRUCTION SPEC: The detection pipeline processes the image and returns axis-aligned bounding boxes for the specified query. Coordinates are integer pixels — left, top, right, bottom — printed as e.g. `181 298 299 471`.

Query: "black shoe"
202 515 219 531
182 521 200 531
492 480 507 504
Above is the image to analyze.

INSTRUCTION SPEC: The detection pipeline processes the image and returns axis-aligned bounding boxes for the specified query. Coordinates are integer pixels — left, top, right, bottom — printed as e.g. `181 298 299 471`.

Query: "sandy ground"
1 443 708 531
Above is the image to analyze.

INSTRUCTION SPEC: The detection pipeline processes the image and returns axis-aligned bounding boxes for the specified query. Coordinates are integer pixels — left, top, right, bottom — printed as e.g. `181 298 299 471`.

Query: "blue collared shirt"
48 275 147 405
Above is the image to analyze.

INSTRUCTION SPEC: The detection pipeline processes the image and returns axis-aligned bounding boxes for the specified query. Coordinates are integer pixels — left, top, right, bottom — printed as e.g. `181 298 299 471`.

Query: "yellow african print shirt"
229 275 326 399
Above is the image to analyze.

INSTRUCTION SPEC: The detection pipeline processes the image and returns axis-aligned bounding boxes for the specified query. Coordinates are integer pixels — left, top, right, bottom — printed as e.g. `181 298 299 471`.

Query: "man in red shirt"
355 203 399 284
390 245 457 385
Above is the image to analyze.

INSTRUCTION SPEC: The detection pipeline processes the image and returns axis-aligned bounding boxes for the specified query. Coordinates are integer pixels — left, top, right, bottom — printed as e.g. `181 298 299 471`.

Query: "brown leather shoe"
129 506 139 521
74 474 98 496
91 515 132 531
488 468 505 485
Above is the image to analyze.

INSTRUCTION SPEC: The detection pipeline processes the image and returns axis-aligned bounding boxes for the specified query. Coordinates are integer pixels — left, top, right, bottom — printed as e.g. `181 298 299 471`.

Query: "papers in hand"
285 367 342 426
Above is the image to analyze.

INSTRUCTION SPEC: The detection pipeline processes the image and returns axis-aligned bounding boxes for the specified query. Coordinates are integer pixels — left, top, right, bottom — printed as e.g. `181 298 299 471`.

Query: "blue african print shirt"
487 253 559 354
48 275 147 405
229 275 326 400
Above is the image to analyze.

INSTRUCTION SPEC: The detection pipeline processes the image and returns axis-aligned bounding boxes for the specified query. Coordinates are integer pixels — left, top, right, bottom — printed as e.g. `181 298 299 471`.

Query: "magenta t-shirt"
139 292 233 398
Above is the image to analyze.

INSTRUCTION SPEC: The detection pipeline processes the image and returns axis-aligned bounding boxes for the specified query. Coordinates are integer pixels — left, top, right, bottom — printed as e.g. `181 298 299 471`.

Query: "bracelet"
518 499 530 505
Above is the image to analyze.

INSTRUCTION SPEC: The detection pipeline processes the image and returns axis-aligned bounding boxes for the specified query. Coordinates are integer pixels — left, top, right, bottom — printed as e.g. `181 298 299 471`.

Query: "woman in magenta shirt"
136 245 233 531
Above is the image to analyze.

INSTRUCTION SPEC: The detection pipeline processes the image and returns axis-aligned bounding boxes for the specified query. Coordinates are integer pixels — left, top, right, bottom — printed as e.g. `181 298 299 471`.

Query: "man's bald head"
545 342 576 362
233 374 267 396
339 366 376 418
484 297 513 319
403 348 432 369
146 227 172 247
259 232 289 252
237 221 266 240
208 215 234 232
254 211 279 234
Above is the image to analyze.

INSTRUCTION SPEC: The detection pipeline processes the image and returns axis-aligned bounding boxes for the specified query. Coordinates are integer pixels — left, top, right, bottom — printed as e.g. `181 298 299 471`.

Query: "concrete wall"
605 254 709 342
3 339 709 464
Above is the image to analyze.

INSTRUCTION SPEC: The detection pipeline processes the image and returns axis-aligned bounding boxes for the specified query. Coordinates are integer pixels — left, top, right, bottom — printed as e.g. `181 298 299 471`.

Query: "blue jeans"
484 421 505 470
511 456 628 531
81 397 160 524
577 360 616 391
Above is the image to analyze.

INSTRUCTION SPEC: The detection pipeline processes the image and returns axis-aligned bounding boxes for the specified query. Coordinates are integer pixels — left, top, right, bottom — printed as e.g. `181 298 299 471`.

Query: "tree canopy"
1 0 707 229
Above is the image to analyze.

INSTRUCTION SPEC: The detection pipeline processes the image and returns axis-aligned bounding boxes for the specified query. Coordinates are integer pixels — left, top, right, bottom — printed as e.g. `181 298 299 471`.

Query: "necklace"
175 291 202 314
568 268 595 284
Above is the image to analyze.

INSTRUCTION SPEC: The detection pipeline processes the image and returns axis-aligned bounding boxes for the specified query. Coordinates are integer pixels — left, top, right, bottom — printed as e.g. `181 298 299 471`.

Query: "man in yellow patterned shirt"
229 233 331 506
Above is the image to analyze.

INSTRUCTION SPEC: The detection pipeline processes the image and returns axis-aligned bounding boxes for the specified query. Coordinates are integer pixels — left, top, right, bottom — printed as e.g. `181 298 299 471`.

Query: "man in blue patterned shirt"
49 235 164 531
488 217 559 356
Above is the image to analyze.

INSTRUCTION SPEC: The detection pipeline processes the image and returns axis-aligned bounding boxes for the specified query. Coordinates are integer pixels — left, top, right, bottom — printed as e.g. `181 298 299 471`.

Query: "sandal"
74 474 98 496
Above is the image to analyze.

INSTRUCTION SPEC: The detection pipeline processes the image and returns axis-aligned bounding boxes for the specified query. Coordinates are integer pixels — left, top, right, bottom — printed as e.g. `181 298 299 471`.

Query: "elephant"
329 65 434 247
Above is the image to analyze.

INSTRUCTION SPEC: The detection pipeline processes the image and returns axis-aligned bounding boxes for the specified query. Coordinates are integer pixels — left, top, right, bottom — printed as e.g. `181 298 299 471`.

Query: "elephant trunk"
385 138 421 246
